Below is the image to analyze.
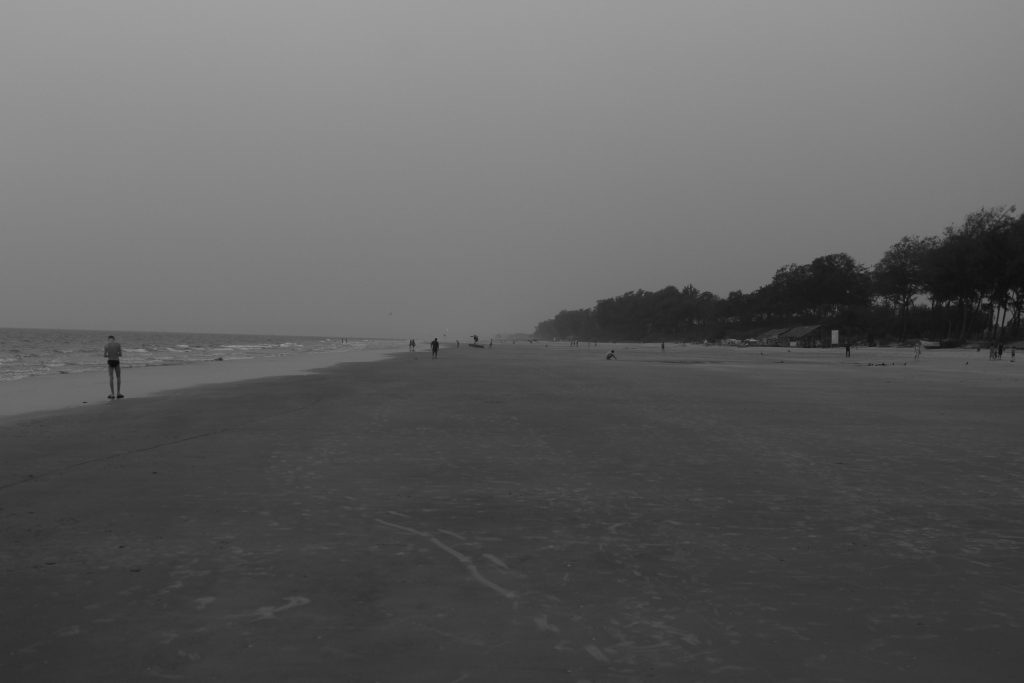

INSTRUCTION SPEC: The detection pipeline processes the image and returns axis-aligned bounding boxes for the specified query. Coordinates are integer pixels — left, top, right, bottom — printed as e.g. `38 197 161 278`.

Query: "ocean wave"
0 328 404 384
217 344 279 351
133 359 190 367
0 371 33 381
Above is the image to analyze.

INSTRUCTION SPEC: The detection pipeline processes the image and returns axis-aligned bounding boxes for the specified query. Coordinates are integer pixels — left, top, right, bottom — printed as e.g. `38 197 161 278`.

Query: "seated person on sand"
606 349 616 360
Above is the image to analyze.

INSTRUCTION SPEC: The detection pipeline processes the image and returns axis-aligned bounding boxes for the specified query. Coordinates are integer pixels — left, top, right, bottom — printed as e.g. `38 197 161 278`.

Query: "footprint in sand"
232 596 310 621
194 597 216 610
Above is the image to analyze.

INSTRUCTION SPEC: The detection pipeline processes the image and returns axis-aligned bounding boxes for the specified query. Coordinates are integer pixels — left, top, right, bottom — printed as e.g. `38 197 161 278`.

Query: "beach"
1 343 1022 681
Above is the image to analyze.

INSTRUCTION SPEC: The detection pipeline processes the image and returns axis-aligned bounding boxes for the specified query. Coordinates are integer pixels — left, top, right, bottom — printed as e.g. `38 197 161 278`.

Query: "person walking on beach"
430 338 439 359
103 335 124 399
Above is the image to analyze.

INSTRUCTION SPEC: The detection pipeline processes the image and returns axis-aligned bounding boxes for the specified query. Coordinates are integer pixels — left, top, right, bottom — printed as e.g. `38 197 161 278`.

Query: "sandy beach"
1 343 1022 682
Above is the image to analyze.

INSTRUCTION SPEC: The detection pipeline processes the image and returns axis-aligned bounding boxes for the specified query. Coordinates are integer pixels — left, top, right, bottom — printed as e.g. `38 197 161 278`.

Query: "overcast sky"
2 1 1022 338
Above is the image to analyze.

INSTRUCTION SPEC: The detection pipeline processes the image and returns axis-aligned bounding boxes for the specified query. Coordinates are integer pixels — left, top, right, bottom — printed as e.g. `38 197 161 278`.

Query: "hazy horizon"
3 1 1022 339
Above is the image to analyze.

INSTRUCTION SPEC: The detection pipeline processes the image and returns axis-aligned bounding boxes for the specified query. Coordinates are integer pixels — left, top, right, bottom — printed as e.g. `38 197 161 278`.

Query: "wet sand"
0 348 394 420
1 343 1022 681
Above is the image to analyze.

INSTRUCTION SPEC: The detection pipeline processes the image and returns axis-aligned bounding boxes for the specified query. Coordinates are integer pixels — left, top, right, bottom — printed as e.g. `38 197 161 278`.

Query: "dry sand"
1 343 1021 682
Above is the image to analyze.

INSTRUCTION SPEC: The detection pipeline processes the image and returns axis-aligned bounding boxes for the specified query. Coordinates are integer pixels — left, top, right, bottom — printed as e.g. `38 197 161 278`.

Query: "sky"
2 1 1022 339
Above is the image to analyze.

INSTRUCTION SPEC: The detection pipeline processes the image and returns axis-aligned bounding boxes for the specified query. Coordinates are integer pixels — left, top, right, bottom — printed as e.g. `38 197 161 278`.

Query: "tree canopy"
534 206 1023 344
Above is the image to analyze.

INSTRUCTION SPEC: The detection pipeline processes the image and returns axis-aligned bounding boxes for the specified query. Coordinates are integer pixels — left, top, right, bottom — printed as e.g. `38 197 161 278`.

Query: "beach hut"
780 325 824 347
758 328 792 346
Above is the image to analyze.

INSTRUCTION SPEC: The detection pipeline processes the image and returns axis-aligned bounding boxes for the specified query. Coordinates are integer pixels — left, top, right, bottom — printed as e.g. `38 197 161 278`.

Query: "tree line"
534 206 1023 345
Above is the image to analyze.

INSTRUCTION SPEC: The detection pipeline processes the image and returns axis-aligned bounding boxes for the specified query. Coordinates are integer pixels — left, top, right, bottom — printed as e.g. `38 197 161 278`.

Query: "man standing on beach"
430 338 439 359
103 335 123 399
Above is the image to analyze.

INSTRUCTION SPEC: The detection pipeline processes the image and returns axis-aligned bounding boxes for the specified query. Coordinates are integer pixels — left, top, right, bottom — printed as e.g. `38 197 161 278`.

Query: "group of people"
984 342 1016 362
409 338 441 358
410 336 502 357
986 342 1012 361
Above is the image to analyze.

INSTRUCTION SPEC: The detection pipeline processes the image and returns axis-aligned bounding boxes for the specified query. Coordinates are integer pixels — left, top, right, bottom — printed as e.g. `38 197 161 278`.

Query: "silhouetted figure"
431 338 439 359
104 335 124 399
606 349 616 360
845 343 851 358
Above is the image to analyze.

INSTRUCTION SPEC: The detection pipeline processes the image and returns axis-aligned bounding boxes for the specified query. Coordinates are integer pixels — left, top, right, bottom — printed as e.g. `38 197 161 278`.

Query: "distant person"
431 338 439 359
456 340 460 349
914 341 922 360
104 335 124 399
845 343 851 358
409 339 416 352
661 341 665 351
1011 348 1016 363
606 349 616 360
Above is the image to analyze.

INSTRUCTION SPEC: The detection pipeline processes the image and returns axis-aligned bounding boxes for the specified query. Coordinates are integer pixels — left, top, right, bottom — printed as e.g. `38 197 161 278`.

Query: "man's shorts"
107 360 120 368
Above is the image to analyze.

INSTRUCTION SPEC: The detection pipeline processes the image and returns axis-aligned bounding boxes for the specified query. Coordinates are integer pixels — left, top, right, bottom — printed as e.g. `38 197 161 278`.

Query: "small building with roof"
757 325 826 347
757 328 792 346
779 325 824 347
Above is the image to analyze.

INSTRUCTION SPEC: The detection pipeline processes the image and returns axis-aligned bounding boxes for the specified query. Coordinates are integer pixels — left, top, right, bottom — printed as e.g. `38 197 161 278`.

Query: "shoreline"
2 342 1018 423
0 347 398 422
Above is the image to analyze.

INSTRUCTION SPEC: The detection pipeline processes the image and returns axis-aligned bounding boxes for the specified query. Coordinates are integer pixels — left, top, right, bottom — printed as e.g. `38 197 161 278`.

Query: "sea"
0 328 403 384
